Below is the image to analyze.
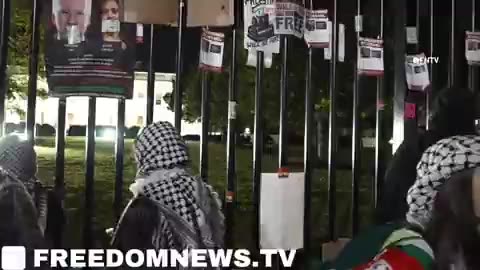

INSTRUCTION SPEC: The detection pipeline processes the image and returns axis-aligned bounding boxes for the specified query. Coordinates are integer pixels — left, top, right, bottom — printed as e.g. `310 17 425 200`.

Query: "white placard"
102 20 120 33
324 20 332 59
304 9 329 48
199 28 225 73
357 37 384 76
406 27 418 44
247 49 273 68
405 53 430 91
272 1 305 38
260 172 305 250
338 23 345 62
244 0 280 53
136 24 144 43
466 31 480 65
228 101 237 119
355 15 363 33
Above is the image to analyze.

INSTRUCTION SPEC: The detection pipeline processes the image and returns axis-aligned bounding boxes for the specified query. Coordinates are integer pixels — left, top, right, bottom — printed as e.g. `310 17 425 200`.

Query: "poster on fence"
199 29 224 73
45 0 136 98
120 0 234 26
260 172 304 250
324 21 332 59
244 0 280 53
466 31 480 65
304 9 329 48
246 49 273 68
357 37 384 76
405 53 430 91
271 1 305 38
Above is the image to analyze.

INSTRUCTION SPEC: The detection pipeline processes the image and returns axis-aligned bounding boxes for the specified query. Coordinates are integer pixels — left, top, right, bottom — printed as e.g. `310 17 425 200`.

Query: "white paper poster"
272 1 305 38
406 27 418 44
136 24 143 43
338 23 345 62
405 53 430 91
260 172 304 250
324 20 332 59
199 28 225 73
246 49 273 68
466 31 480 65
357 37 384 76
244 0 280 53
304 9 329 48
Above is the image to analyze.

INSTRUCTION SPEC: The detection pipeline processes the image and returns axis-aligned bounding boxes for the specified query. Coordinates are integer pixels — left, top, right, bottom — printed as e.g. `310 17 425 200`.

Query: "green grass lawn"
34 136 377 252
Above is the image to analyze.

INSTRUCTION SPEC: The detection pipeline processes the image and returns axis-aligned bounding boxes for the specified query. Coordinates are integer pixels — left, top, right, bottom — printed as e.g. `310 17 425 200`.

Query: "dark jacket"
376 87 477 224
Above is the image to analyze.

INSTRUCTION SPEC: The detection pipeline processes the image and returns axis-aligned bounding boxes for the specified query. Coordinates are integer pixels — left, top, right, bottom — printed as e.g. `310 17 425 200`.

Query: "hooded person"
0 135 49 269
314 135 480 270
375 87 477 224
110 121 224 268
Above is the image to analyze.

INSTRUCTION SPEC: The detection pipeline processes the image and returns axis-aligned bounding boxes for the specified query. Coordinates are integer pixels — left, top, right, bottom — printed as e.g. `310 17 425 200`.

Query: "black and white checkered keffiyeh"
406 135 480 229
128 121 224 266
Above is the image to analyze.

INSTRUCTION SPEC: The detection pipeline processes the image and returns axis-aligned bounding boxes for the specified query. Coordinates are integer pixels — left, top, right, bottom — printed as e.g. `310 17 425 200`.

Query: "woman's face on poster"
102 0 119 21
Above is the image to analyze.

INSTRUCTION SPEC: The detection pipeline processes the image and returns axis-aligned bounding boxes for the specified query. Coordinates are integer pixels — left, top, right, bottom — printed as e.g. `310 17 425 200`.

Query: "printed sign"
244 0 280 53
304 9 329 48
136 24 143 43
466 31 480 65
324 20 332 59
46 0 136 98
260 172 304 249
405 53 430 91
338 23 345 62
406 27 418 44
199 28 225 73
272 1 305 38
357 37 384 76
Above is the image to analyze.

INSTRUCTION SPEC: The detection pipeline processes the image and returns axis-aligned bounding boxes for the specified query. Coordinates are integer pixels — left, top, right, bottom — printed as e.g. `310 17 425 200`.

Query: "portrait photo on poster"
45 0 136 99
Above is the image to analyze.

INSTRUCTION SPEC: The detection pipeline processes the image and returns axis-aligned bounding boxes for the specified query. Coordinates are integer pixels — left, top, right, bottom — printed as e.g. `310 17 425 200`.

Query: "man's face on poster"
56 0 88 34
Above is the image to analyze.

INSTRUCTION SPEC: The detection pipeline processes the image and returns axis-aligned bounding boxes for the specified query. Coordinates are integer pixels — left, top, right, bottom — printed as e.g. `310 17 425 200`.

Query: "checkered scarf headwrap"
406 135 480 229
130 121 224 265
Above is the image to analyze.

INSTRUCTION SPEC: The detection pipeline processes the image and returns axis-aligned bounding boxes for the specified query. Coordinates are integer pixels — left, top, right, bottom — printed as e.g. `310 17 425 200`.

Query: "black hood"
429 87 477 138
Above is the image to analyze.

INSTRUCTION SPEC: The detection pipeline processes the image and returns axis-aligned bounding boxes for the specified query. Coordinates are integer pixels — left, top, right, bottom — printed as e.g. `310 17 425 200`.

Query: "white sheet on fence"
260 172 304 250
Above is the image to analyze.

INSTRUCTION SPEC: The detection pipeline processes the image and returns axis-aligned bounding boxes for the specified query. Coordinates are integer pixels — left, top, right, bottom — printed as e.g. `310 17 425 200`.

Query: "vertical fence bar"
328 0 338 241
200 71 210 182
279 36 288 168
351 0 361 237
0 0 10 136
427 0 434 130
146 25 155 125
374 0 385 209
303 47 313 255
253 51 264 251
225 0 240 249
469 0 477 91
448 0 455 87
54 98 66 248
26 0 42 144
114 99 125 220
174 0 187 132
84 97 96 255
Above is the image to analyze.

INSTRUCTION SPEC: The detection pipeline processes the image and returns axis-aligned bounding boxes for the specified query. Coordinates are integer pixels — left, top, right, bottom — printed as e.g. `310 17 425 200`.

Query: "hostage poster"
45 0 136 99
466 31 480 65
304 9 329 48
199 28 225 73
357 37 384 76
271 0 305 38
244 0 280 54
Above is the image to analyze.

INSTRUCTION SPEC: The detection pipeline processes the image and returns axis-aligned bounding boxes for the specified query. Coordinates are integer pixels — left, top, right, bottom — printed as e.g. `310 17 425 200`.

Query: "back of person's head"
134 121 189 176
406 135 480 229
0 135 37 193
425 168 480 270
429 87 477 138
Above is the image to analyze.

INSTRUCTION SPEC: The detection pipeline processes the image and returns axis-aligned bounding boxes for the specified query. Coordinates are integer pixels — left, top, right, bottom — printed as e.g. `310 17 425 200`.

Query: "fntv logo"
413 56 439 64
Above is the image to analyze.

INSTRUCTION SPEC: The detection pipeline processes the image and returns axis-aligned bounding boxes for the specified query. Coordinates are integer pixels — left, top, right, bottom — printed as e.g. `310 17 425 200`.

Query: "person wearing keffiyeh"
110 121 224 269
0 135 50 269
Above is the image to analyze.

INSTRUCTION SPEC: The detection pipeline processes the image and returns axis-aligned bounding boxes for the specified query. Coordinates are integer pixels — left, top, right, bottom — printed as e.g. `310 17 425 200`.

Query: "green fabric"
398 244 434 269
326 222 403 270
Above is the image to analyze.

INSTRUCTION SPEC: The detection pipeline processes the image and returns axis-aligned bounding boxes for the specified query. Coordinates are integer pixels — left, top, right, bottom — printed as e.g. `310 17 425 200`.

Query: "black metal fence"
0 0 477 263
